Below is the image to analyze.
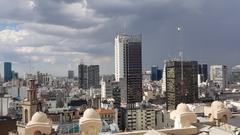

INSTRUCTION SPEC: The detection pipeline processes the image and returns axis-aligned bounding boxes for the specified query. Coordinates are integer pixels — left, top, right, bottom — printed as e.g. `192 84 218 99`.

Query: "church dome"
176 103 190 113
83 108 100 119
30 112 49 124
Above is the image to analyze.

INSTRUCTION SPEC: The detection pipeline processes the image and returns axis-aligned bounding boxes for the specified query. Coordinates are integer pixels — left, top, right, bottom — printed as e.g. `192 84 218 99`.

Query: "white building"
161 61 166 95
114 34 142 82
115 35 125 82
125 108 174 131
210 65 228 89
0 95 12 116
142 71 151 81
101 80 118 99
126 108 156 131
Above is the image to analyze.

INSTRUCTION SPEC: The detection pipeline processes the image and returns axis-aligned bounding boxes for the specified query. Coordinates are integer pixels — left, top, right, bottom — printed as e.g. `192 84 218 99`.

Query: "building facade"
4 62 12 82
78 64 100 89
210 65 227 89
151 66 162 81
115 34 142 105
78 64 88 89
125 108 155 131
198 64 208 82
231 65 240 83
165 60 198 110
68 70 74 79
88 65 100 89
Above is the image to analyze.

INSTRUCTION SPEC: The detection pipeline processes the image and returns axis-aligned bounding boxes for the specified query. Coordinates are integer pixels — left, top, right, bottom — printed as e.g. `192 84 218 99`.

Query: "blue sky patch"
0 23 18 31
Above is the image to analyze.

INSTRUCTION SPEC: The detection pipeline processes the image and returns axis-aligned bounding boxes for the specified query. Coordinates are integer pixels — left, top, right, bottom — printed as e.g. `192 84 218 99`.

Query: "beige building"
125 108 173 131
96 108 115 124
210 65 228 89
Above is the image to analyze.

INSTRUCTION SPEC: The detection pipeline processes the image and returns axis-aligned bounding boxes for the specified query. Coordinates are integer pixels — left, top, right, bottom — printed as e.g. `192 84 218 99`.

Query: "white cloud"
0 29 29 43
31 55 39 61
25 55 56 64
62 0 108 23
28 0 36 9
43 57 56 64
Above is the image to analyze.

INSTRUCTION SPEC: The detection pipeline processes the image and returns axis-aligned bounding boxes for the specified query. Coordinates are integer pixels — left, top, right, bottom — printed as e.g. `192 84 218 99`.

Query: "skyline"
0 0 240 76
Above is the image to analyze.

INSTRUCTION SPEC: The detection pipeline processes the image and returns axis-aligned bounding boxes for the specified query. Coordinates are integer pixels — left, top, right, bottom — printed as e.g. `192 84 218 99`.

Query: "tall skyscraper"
151 66 162 81
166 60 198 110
78 64 100 89
198 64 208 82
210 65 227 89
68 70 74 79
162 61 167 95
88 65 100 88
78 64 88 89
4 62 12 82
115 34 142 105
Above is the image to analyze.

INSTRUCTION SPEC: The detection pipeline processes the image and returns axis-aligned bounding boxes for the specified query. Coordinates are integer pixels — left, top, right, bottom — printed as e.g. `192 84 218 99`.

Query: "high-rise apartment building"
68 70 74 79
78 64 88 89
210 65 227 89
198 64 208 82
4 62 12 82
115 34 142 105
165 60 198 110
88 65 100 88
78 64 100 89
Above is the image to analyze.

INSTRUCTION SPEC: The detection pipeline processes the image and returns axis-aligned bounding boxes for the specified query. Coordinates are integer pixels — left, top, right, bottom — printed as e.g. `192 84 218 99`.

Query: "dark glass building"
68 70 74 79
4 62 12 82
123 35 142 104
88 65 100 88
151 66 162 81
78 64 100 89
166 60 198 110
198 64 208 82
78 64 88 89
115 34 142 105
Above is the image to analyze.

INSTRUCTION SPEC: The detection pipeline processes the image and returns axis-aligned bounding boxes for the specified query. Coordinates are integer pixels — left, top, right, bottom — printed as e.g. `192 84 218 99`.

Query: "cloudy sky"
0 0 239 77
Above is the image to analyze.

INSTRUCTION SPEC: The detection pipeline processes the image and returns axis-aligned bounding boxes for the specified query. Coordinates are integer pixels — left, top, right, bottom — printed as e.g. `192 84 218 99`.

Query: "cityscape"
0 0 240 135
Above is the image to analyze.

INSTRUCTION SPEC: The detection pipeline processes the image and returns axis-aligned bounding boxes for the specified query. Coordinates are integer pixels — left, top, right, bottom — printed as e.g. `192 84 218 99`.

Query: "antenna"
177 25 184 97
80 59 84 65
123 20 127 34
28 59 32 74
179 50 184 82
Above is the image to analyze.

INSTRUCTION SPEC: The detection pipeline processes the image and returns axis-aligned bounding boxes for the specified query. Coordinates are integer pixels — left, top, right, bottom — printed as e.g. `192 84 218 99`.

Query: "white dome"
176 103 190 113
83 108 100 119
30 112 49 123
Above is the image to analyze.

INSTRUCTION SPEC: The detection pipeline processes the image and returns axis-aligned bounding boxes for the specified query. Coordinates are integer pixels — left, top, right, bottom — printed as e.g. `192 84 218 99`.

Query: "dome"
83 108 100 119
211 101 224 110
30 112 49 123
176 103 190 113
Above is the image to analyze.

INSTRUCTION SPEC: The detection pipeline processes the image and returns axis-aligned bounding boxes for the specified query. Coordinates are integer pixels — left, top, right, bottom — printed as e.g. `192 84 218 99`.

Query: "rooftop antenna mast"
29 59 32 74
177 26 184 97
80 59 84 65
122 20 127 35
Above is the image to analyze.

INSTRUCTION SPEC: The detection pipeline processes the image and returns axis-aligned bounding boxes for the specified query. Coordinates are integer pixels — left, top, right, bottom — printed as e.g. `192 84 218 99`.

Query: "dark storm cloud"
0 0 239 76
